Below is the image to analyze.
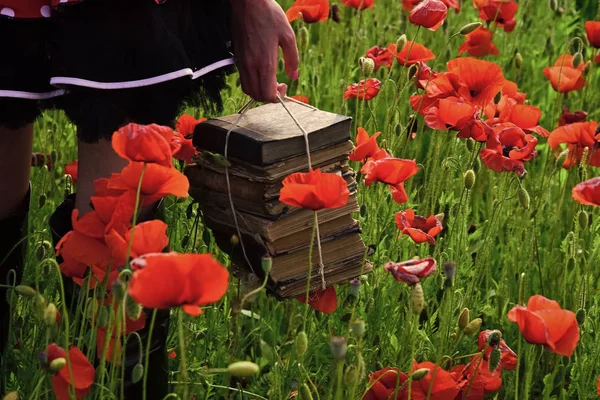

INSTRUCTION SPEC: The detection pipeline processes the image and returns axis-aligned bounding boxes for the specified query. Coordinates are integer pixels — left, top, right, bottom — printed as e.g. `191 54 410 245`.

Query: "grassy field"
4 0 600 398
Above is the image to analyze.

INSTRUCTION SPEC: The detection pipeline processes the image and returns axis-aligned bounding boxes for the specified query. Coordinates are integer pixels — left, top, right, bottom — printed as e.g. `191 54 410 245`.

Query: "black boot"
0 188 30 354
49 196 170 399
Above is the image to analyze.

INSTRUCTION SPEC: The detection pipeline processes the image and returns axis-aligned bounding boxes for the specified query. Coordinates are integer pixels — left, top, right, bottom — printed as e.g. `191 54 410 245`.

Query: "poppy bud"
435 213 444 224
359 57 375 76
351 319 366 338
396 34 407 52
411 368 430 381
466 138 475 152
3 392 18 400
299 383 313 400
459 22 482 35
14 285 37 297
514 52 523 69
578 210 589 230
473 157 481 173
330 336 347 361
344 365 358 385
181 233 190 248
296 331 308 356
555 149 569 168
464 170 475 190
85 298 99 319
97 306 109 328
584 60 592 75
487 330 502 347
518 187 530 210
132 363 144 384
410 283 425 315
49 357 67 373
230 234 240 246
38 194 46 209
299 27 310 50
573 52 583 68
548 0 558 12
34 294 47 319
44 303 58 327
463 317 482 336
443 262 456 287
576 308 586 325
112 280 126 302
126 296 143 321
488 347 501 372
458 308 470 331
261 255 273 274
227 361 260 377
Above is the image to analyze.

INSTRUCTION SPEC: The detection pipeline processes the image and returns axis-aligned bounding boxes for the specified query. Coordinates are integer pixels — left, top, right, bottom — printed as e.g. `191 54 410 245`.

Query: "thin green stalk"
143 309 159 400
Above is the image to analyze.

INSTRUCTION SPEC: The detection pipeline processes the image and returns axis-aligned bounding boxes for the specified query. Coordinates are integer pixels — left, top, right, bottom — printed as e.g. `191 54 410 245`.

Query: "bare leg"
0 124 33 219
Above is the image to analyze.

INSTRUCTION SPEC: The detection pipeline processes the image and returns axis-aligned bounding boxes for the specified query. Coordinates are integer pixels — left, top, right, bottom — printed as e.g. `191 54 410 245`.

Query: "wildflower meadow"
5 0 600 399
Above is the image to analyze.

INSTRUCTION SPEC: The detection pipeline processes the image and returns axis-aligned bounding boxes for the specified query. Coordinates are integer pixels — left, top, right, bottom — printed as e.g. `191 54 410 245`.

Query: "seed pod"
44 303 58 327
351 319 366 338
463 318 482 336
488 347 501 372
555 149 569 168
411 368 430 381
458 308 470 331
518 187 530 210
410 283 425 315
230 234 240 246
299 27 309 50
514 52 523 69
576 308 586 325
126 296 142 321
578 211 589 230
299 383 313 400
132 363 144 384
181 233 190 248
549 0 558 12
38 194 46 209
14 285 37 297
261 255 273 274
227 361 260 377
359 57 375 76
296 331 308 356
330 336 347 361
487 330 502 347
49 357 67 373
464 170 476 190
573 52 583 68
459 22 482 35
349 279 362 297
396 34 407 51
443 262 456 285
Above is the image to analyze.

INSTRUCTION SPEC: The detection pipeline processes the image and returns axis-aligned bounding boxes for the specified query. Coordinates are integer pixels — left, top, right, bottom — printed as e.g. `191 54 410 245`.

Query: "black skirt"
0 0 235 142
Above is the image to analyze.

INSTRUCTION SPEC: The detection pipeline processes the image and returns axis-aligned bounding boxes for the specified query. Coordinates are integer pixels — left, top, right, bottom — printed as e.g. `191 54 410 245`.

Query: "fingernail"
292 70 299 81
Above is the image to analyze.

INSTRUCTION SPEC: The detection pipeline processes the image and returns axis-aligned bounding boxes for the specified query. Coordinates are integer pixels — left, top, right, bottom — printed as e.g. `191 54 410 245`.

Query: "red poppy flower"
72 265 120 289
585 21 600 48
402 0 421 10
362 157 418 204
391 41 436 66
559 106 587 127
413 61 435 90
458 26 499 57
290 95 310 104
107 162 189 206
479 123 538 177
56 221 112 279
543 55 586 93
572 177 600 207
171 131 199 164
508 295 580 357
42 344 95 400
105 220 169 267
384 257 436 285
410 72 468 115
409 0 448 31
548 121 600 167
504 104 549 137
344 78 381 101
297 285 337 314
478 330 517 370
279 169 350 210
341 0 374 9
65 160 78 183
363 367 402 400
424 96 476 131
365 46 394 70
446 57 505 107
349 127 382 162
475 0 518 32
451 355 502 400
176 114 206 138
286 0 330 23
457 116 493 142
406 361 461 399
441 0 460 11
128 253 229 316
597 376 600 396
168 349 177 359
112 123 175 168
395 209 443 245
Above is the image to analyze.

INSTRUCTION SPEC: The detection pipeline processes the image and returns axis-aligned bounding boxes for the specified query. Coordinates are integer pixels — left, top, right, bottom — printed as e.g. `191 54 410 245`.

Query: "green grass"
4 0 600 398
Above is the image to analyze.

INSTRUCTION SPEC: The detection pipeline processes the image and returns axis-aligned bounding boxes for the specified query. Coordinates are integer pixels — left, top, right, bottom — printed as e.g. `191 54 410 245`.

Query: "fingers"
279 26 300 80
258 57 278 103
276 83 288 99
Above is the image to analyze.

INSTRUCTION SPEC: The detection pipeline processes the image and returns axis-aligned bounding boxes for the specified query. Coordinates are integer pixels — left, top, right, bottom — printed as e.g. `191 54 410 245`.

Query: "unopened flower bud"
487 330 502 347
578 210 589 230
573 52 583 68
410 283 425 315
261 255 273 274
458 308 470 331
466 137 475 152
44 303 58 327
212 153 231 168
463 318 482 336
435 213 444 224
132 363 144 384
518 187 530 210
411 368 430 381
396 34 407 51
227 361 260 377
464 170 475 190
299 27 309 50
555 149 569 168
576 308 586 325
459 22 482 35
14 285 37 297
359 57 375 76
351 319 366 338
85 298 99 319
97 306 109 328
49 357 67 373
111 280 126 302
126 296 142 321
584 60 592 75
488 347 501 372
295 331 308 356
407 63 419 80
330 336 347 361
515 52 523 69
230 234 239 246
549 0 558 12
34 294 47 319
299 383 313 400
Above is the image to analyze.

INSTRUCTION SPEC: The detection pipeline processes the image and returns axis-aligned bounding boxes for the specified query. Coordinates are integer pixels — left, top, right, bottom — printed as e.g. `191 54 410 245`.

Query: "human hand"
231 0 299 102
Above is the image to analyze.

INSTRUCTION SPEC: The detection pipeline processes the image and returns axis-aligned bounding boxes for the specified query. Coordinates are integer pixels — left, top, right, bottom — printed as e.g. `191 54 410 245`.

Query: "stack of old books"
185 101 372 298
